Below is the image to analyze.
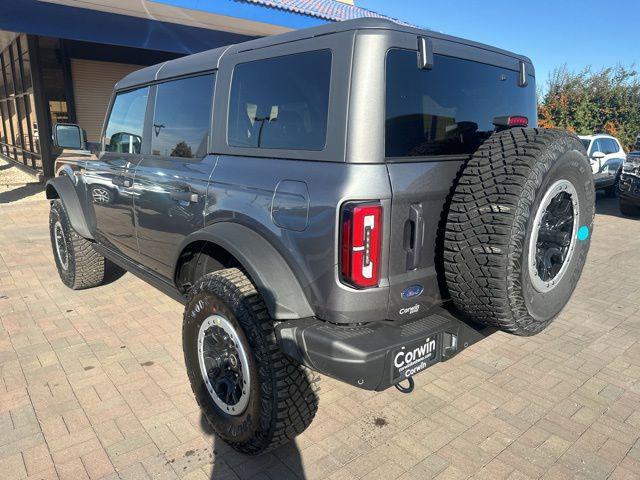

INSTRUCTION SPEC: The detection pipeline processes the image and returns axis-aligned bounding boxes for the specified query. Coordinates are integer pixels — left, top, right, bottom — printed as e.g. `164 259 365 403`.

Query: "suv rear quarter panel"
206 33 396 324
205 158 392 323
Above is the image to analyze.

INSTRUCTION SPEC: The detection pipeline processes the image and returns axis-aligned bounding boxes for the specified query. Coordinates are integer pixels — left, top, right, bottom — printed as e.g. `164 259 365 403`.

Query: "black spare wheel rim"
197 314 250 415
528 179 579 293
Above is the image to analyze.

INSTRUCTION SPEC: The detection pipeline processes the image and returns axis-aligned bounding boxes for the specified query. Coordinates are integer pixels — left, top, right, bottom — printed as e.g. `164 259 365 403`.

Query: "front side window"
104 87 149 154
228 50 332 151
385 50 537 157
590 139 602 155
151 74 215 158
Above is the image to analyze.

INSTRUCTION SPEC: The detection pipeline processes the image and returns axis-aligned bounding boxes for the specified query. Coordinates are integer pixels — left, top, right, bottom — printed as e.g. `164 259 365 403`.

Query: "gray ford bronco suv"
46 18 595 454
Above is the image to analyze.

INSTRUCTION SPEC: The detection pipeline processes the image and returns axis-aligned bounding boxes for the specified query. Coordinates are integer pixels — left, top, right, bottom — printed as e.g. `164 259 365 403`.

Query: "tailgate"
385 160 464 321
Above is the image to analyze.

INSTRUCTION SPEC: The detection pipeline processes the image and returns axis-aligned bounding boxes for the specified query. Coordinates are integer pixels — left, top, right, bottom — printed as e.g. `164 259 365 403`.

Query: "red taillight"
492 115 529 129
508 116 529 127
340 202 382 288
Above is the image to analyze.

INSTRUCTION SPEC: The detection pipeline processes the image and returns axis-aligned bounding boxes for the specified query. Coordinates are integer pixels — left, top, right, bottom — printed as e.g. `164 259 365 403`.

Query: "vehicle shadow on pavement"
0 183 44 204
103 262 128 285
202 409 308 479
595 194 632 219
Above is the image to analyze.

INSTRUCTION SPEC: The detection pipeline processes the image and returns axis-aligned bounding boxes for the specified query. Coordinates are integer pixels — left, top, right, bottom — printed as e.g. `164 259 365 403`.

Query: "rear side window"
602 138 620 154
104 87 149 154
151 74 215 158
228 50 331 151
385 50 537 157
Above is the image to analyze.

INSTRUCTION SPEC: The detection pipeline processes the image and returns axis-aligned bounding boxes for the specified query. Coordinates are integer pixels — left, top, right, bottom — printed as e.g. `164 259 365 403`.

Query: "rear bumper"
276 308 494 391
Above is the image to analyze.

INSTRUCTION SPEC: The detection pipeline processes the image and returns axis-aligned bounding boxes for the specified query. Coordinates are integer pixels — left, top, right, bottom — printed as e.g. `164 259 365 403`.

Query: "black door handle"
406 203 424 270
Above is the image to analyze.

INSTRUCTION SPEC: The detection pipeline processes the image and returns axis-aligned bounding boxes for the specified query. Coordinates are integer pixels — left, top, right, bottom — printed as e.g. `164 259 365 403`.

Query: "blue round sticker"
577 226 589 241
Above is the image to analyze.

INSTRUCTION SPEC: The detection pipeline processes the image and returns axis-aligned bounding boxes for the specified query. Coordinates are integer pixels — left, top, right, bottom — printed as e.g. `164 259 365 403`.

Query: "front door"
84 85 149 259
133 73 216 279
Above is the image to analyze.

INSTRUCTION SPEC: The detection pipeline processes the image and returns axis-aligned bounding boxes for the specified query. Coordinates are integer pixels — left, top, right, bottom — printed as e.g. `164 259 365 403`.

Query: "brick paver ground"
0 177 639 480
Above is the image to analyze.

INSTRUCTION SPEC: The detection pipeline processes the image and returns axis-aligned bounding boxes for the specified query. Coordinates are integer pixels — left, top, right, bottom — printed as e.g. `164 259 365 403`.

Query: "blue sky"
358 0 639 90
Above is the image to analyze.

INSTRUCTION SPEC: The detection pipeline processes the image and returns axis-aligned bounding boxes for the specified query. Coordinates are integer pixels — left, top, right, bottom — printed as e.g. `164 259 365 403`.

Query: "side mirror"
53 123 84 150
591 151 605 160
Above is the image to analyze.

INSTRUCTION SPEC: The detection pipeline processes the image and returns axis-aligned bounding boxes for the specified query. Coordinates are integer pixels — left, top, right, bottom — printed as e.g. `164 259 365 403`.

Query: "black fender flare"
175 222 314 320
45 176 93 239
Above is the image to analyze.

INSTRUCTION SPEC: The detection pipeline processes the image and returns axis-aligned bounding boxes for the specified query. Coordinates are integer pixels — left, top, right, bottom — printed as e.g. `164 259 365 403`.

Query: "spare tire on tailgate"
443 128 594 336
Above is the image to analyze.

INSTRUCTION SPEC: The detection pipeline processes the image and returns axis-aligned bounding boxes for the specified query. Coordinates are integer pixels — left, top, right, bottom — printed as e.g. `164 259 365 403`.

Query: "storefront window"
0 34 42 171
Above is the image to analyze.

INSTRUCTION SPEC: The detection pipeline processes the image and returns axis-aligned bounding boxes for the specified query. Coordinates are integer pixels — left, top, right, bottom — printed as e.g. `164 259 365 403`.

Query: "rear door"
600 137 625 182
133 73 216 279
384 45 537 321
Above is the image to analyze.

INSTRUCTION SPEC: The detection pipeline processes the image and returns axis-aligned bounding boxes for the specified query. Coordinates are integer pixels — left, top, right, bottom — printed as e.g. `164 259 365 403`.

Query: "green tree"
170 141 193 158
538 65 640 151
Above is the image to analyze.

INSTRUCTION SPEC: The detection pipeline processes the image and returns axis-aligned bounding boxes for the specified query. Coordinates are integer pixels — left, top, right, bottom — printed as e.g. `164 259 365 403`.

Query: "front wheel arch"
45 176 93 239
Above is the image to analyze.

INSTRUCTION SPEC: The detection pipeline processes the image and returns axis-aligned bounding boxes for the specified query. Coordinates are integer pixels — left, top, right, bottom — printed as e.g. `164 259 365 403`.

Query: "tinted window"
104 87 149 154
151 74 214 158
385 50 537 157
581 139 591 150
228 50 331 151
602 138 620 154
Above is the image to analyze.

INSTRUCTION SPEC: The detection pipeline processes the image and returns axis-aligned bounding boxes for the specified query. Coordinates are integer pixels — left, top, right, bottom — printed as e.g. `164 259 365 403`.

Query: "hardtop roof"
115 17 533 91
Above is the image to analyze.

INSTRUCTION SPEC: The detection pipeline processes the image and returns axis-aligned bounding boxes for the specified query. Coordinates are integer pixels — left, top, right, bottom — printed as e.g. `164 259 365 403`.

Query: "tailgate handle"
406 204 424 270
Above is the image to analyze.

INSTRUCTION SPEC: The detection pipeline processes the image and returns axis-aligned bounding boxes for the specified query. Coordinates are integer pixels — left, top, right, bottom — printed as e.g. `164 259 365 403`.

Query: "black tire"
183 268 319 455
620 198 640 217
49 199 105 289
443 128 595 336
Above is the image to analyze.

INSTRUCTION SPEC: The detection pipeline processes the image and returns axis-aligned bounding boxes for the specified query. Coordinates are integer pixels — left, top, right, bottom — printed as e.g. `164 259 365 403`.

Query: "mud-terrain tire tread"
184 268 319 455
49 199 105 289
443 128 592 336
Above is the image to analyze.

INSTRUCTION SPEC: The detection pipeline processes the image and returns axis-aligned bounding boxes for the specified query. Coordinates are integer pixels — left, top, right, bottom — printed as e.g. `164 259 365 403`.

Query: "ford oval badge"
401 285 424 300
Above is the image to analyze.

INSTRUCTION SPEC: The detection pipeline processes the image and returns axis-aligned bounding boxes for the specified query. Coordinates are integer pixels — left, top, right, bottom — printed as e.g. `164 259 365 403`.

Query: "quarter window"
151 74 215 158
104 87 149 154
385 50 537 157
228 50 332 151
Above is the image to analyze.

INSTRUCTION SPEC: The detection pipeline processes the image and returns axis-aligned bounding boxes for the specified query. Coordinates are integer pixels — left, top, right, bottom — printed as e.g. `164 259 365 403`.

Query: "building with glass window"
0 0 394 178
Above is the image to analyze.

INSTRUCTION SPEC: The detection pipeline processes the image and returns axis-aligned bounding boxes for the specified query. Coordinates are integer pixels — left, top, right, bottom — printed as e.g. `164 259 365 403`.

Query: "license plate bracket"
390 333 440 382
